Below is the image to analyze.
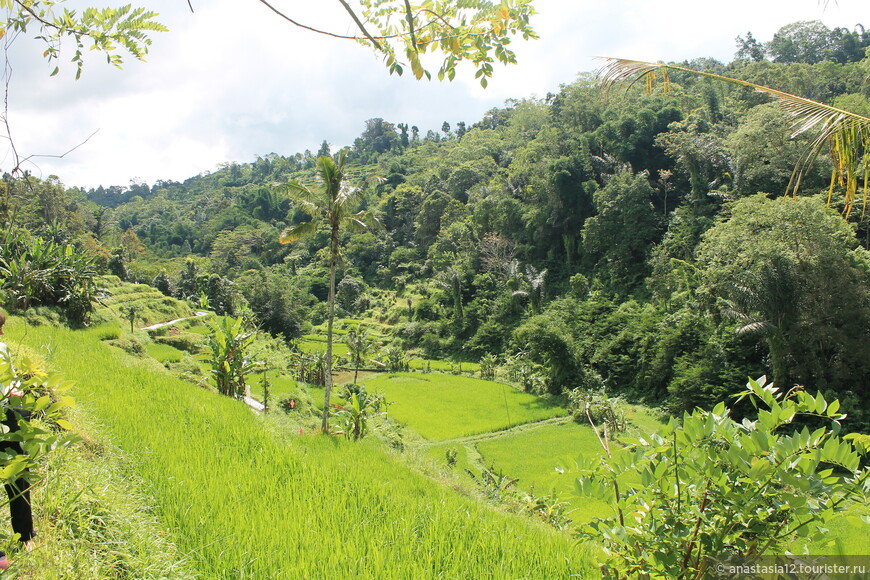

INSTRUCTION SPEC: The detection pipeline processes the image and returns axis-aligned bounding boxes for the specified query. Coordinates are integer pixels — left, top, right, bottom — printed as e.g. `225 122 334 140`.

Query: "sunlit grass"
408 358 481 372
360 373 566 440
296 339 350 356
144 342 184 363
6 319 593 579
475 421 615 524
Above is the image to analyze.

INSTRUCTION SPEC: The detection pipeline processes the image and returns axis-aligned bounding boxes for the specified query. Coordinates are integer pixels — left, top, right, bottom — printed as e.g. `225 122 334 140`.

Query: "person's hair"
0 310 5 328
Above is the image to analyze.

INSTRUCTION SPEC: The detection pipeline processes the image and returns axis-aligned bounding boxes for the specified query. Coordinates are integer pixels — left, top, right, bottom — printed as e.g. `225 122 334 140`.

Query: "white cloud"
5 0 869 188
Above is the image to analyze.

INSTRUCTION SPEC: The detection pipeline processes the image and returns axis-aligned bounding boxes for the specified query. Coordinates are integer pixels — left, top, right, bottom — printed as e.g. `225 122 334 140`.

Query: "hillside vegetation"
1 17 869 578
5 23 870 429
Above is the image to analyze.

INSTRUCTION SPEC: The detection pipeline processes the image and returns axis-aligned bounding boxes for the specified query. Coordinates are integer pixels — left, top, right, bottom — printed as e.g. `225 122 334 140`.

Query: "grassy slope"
5 318 593 579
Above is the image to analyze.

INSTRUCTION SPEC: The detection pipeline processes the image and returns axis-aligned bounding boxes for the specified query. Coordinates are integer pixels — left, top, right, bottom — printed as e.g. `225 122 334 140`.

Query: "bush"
106 337 146 357
0 229 104 323
576 377 868 579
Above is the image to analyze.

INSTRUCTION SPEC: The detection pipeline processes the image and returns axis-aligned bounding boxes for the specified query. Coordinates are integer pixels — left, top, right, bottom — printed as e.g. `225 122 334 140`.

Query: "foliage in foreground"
576 376 868 579
0 347 77 544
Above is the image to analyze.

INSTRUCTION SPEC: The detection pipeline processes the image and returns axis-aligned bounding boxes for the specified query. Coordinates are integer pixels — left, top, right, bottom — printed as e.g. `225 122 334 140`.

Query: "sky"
5 0 868 189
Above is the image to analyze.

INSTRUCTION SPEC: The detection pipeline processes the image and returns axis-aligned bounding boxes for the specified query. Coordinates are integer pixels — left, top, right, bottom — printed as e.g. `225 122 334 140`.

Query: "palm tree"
279 150 373 432
344 327 373 384
435 266 463 324
512 265 547 315
597 58 870 216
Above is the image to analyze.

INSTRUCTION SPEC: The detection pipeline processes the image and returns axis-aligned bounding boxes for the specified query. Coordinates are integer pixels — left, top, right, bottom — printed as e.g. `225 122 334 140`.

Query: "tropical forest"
0 1 868 578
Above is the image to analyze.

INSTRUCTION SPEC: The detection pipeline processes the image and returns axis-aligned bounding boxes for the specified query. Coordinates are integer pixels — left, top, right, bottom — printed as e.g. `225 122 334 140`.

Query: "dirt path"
141 311 209 330
244 395 265 413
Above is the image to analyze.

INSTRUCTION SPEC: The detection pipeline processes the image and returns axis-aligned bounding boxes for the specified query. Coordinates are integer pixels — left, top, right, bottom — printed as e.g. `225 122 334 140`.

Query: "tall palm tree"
279 150 372 432
597 58 870 216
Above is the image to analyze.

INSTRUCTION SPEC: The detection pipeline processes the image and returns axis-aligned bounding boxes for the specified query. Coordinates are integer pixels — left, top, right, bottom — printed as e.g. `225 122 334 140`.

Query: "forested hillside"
4 20 870 429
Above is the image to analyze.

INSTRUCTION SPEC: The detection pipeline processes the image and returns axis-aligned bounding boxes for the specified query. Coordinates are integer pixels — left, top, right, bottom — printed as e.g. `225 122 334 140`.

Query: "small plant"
119 304 143 333
445 447 458 468
332 384 388 441
199 316 256 399
294 351 327 387
344 327 373 384
260 366 271 413
567 387 627 434
522 489 574 531
465 464 519 502
382 343 410 372
502 351 545 393
478 353 497 380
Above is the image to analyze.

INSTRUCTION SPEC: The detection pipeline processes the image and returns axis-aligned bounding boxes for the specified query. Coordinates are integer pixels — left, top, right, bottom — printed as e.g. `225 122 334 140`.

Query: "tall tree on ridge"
278 150 373 432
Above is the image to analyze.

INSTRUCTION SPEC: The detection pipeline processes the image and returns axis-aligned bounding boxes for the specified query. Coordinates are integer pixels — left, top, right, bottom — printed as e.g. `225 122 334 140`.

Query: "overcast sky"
5 0 868 189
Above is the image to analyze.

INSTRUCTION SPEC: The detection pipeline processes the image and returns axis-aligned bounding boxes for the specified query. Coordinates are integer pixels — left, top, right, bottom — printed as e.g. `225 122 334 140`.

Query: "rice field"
357 373 566 440
144 342 185 364
5 319 594 579
474 421 616 524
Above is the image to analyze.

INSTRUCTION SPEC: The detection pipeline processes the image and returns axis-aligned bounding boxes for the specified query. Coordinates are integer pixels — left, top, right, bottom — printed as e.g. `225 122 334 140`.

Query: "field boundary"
415 415 573 448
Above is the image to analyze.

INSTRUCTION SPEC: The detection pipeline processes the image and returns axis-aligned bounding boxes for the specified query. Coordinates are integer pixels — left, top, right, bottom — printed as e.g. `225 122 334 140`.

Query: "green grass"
6 318 593 579
144 342 185 363
296 339 350 356
359 373 566 440
475 421 616 524
16 438 197 579
247 371 298 401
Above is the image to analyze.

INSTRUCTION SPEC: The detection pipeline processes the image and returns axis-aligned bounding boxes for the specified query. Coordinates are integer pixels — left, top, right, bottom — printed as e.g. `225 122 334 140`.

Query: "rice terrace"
1 0 870 578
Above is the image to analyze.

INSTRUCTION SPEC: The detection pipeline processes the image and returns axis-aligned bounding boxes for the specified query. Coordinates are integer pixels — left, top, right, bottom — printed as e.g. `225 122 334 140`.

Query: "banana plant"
199 316 257 399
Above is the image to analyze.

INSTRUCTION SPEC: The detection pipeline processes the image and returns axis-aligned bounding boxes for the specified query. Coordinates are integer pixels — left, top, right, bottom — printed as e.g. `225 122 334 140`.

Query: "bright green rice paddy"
358 373 566 440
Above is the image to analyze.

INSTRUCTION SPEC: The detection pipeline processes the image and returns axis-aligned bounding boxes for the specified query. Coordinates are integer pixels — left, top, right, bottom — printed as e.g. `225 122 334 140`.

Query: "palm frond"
345 216 370 234
279 220 318 244
597 57 870 216
277 180 322 207
736 321 774 337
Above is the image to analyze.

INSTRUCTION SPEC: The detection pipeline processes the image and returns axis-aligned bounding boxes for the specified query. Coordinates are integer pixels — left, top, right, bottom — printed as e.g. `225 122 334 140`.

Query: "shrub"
568 387 627 434
575 377 868 579
0 229 104 323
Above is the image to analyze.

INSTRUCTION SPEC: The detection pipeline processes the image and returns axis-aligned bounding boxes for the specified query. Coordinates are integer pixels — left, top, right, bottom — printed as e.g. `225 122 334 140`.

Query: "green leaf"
33 395 51 413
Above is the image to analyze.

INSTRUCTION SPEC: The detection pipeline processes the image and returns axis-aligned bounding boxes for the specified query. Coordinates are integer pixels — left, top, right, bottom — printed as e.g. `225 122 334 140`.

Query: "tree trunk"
322 264 335 432
321 229 339 433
